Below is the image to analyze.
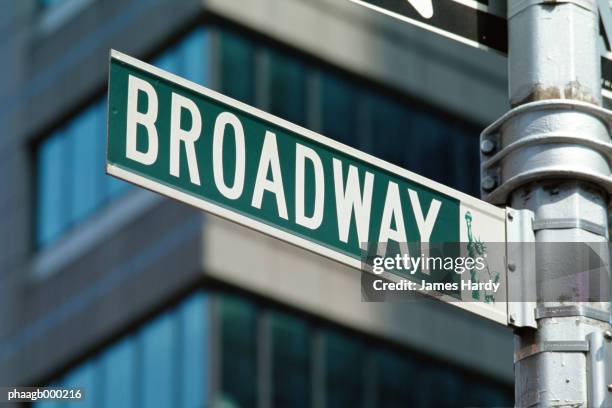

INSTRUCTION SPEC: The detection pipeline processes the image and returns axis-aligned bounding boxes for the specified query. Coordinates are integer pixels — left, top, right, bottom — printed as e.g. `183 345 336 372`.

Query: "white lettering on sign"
213 112 246 200
126 75 159 165
333 159 374 244
121 75 447 248
295 144 325 230
252 131 289 220
170 92 202 186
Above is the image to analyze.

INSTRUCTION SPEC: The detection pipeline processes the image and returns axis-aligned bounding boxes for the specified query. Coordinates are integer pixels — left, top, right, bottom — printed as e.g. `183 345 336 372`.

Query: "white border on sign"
107 50 507 325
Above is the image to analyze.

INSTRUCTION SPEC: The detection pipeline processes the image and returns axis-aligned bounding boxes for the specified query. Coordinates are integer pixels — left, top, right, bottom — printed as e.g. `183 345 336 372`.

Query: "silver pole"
484 0 612 406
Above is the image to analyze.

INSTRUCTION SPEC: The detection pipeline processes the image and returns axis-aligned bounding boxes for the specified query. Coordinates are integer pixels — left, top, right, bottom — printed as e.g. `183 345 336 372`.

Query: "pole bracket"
535 305 612 323
506 208 538 328
481 100 612 205
532 217 608 237
514 340 590 362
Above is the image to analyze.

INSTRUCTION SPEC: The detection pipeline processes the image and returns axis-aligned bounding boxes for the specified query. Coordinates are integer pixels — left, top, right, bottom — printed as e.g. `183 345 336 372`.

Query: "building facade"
0 0 513 406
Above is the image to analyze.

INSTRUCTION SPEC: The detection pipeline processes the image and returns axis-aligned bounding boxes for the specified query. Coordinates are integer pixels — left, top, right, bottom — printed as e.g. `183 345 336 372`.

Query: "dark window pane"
325 331 365 408
400 110 448 183
367 94 405 167
419 365 461 407
179 28 208 85
461 380 513 407
321 73 359 146
220 31 255 104
219 295 257 408
100 337 136 408
140 311 177 408
376 350 422 408
268 51 307 126
449 125 480 196
271 312 310 408
37 130 69 246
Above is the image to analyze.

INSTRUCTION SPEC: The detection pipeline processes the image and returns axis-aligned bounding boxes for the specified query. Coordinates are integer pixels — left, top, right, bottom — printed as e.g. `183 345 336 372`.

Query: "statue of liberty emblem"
465 211 500 303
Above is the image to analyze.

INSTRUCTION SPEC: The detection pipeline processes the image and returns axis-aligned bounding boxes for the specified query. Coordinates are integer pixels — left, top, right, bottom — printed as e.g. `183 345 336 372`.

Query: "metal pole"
482 0 612 406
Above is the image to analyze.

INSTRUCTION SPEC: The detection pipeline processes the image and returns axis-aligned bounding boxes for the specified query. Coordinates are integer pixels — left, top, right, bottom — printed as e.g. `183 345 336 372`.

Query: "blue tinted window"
367 93 405 168
325 331 366 408
100 337 136 408
62 360 99 408
140 311 177 408
268 51 307 126
179 292 208 407
449 125 480 196
220 31 255 104
154 47 180 74
69 105 101 222
321 73 360 146
179 28 208 85
36 28 211 247
218 295 257 408
37 130 69 246
34 291 208 408
271 312 310 408
376 350 423 407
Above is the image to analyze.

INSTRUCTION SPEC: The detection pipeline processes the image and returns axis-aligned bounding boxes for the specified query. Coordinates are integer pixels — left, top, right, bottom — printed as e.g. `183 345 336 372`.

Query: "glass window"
62 360 99 408
69 104 102 222
178 28 209 86
325 331 366 408
34 291 208 408
35 27 212 247
400 109 448 183
37 130 69 247
462 380 513 407
375 350 422 408
179 292 208 408
100 337 136 408
268 51 307 126
139 311 178 408
449 125 480 196
270 312 310 408
367 93 405 168
220 31 256 104
419 365 461 407
218 295 257 408
320 72 360 147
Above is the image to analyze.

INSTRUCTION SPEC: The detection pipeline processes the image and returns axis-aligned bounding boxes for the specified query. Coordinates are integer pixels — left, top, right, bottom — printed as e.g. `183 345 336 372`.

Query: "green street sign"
107 50 508 324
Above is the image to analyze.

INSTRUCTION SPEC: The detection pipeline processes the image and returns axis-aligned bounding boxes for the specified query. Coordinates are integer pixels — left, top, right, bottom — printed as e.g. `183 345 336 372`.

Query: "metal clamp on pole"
514 340 590 363
481 100 612 205
535 305 612 324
